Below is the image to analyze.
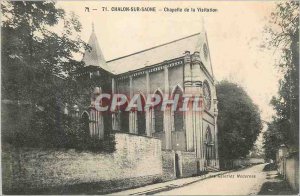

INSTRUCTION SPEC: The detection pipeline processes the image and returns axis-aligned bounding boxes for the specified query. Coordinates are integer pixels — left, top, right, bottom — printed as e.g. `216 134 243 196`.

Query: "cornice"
115 57 184 81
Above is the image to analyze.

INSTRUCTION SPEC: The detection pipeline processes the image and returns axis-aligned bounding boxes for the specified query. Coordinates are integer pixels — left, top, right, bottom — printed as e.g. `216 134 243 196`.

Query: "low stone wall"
248 158 264 164
161 150 176 181
181 151 197 177
233 159 251 167
161 150 198 180
2 133 162 194
221 158 262 170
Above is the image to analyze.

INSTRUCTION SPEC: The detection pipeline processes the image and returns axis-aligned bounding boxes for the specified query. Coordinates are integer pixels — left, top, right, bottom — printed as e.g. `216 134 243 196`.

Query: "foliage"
217 81 263 161
9 110 115 153
1 1 114 152
263 1 299 160
248 143 265 158
63 115 116 153
1 1 87 106
263 120 285 160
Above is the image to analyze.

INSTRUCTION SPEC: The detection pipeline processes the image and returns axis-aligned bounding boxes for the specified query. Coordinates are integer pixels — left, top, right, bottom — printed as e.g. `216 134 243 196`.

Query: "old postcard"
1 0 299 195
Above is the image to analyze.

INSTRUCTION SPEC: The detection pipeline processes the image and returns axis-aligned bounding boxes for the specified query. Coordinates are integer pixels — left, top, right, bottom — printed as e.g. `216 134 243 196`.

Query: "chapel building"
79 23 220 171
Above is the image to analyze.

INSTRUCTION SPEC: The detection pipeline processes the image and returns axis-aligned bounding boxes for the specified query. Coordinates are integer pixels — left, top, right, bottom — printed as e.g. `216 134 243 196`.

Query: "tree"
1 1 88 147
216 81 262 166
263 1 299 159
1 1 87 106
263 120 285 161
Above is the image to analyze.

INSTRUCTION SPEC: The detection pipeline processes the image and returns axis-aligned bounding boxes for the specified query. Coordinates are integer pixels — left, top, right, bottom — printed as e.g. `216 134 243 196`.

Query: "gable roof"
107 32 213 76
107 33 199 74
82 30 214 77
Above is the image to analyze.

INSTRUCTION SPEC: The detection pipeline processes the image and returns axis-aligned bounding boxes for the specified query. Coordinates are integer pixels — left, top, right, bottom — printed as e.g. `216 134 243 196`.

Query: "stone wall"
171 131 186 151
117 78 130 96
133 74 147 96
285 153 299 192
181 151 198 177
153 132 166 149
248 158 264 164
116 61 184 96
161 150 176 181
168 65 183 93
221 158 260 170
161 150 198 180
2 133 162 194
149 71 165 93
233 158 251 167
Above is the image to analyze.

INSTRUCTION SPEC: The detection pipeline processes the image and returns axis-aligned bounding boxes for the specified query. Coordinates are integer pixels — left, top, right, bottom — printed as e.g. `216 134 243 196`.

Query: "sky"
57 1 282 123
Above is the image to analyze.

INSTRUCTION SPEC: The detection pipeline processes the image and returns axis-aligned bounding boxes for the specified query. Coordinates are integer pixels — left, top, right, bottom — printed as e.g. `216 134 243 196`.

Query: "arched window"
203 81 212 111
120 101 129 132
137 93 146 135
172 85 184 132
205 127 212 143
154 89 164 133
205 126 214 165
81 111 90 135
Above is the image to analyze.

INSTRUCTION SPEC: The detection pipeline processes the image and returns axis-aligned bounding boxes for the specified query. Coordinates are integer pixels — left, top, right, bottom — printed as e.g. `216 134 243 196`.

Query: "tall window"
137 93 146 135
203 81 211 111
154 90 163 133
120 102 129 133
205 127 213 165
116 98 129 132
172 86 184 132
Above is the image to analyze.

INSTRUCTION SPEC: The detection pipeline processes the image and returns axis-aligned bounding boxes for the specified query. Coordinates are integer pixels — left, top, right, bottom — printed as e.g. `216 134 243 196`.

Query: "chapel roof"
107 32 213 76
83 27 214 77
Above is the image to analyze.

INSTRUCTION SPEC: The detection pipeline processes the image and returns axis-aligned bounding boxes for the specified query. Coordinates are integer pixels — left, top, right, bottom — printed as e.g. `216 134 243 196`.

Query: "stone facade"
161 150 177 181
79 24 220 173
180 151 198 177
277 146 299 192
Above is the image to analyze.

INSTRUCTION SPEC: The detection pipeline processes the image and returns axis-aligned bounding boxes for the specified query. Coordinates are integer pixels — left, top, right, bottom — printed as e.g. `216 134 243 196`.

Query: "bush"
5 110 116 153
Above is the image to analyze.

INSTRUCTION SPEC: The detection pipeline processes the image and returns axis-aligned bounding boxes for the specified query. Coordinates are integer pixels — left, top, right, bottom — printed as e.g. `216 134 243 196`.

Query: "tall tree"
263 1 299 159
217 81 262 166
1 1 87 107
1 1 88 147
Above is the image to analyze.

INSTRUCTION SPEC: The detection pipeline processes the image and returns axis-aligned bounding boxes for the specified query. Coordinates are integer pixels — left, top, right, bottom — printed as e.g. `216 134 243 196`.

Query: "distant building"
79 23 219 171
